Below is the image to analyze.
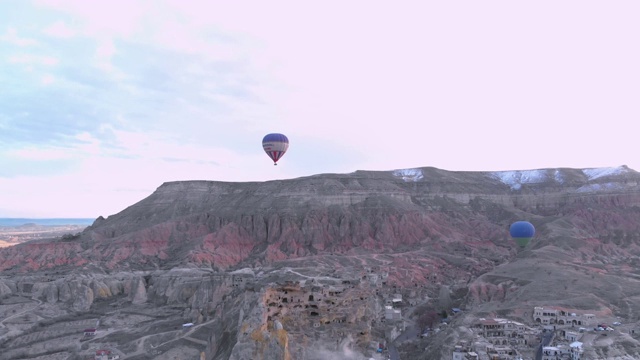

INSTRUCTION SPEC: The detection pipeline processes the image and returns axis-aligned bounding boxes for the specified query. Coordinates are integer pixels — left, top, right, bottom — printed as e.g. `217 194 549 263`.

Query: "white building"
542 345 569 360
570 341 583 360
452 343 479 360
453 350 479 360
533 306 595 326
564 330 579 342
384 305 401 320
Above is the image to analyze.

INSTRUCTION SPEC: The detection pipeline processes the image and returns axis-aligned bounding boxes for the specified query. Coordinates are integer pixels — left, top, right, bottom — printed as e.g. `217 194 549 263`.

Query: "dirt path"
0 299 42 329
118 317 218 359
284 268 343 282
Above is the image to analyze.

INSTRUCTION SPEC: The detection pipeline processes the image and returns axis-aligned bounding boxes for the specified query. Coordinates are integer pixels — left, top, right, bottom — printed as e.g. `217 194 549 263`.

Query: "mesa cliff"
1 165 640 359
3 166 639 274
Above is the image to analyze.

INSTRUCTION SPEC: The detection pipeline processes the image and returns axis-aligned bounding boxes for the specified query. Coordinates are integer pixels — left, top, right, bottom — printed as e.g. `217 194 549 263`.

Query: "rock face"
2 165 639 274
1 165 640 359
0 281 12 298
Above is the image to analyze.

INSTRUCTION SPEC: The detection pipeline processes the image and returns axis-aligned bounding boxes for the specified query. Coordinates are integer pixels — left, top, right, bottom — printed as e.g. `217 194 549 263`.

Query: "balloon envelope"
509 221 535 248
262 133 289 164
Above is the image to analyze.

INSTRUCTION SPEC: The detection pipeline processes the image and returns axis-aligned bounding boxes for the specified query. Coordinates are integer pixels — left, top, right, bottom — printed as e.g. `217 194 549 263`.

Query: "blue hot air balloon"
509 221 535 248
262 133 289 165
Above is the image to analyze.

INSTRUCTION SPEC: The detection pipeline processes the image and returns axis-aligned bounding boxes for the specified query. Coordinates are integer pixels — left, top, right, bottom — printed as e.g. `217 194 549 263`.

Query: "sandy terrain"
0 224 87 246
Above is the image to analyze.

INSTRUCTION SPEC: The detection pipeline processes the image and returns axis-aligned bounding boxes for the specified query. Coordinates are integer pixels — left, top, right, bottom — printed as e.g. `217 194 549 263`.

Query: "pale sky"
1 0 639 218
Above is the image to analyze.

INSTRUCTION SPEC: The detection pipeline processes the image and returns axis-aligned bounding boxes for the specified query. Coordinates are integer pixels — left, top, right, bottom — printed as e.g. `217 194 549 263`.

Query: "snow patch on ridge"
490 170 549 190
575 182 624 193
392 168 424 182
582 166 629 180
230 268 255 276
554 170 564 183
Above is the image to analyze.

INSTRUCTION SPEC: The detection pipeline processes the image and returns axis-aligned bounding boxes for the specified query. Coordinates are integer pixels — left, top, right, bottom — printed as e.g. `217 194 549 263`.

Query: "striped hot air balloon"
509 221 535 248
262 133 289 165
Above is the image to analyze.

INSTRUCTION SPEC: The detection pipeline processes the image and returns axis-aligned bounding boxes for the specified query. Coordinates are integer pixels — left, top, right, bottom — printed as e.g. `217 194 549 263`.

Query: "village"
235 267 632 360
451 305 631 360
3 266 636 360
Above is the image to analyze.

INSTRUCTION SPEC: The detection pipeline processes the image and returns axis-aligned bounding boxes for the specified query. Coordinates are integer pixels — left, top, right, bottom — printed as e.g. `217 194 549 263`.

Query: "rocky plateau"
2 165 640 359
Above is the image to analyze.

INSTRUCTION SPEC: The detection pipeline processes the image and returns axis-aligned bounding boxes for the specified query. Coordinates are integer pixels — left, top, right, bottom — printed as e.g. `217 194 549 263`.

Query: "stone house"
453 351 479 360
542 343 582 360
384 305 401 321
485 344 519 360
452 342 479 360
477 319 529 346
392 293 402 306
533 306 595 326
569 341 583 360
562 330 579 342
366 273 379 284
541 345 568 360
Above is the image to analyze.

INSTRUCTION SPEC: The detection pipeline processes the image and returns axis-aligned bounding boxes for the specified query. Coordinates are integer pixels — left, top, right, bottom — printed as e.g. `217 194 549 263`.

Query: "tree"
417 311 440 332
438 285 452 310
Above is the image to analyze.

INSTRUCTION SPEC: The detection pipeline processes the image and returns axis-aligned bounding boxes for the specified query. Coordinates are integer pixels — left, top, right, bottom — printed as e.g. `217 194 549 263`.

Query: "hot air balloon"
509 221 535 248
262 133 289 165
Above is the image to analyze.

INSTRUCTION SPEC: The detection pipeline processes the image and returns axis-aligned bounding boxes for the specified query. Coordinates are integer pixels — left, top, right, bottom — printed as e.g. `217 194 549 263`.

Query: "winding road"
0 298 42 328
116 316 218 359
0 298 43 343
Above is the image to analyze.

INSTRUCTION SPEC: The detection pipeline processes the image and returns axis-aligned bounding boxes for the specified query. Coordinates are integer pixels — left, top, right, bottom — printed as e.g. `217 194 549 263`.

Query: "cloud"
10 1 273 129
35 0 151 38
43 20 76 38
7 54 59 66
0 126 289 217
0 29 271 156
41 74 56 85
6 146 75 161
0 143 80 179
2 0 639 218
0 27 38 46
95 40 116 59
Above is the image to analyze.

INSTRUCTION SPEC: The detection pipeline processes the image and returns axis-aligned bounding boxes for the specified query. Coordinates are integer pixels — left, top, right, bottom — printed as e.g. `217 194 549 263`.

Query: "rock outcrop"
2 166 639 274
1 165 640 359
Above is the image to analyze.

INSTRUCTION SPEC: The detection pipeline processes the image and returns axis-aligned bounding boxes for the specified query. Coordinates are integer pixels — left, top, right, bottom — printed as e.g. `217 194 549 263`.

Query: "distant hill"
0 218 95 227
